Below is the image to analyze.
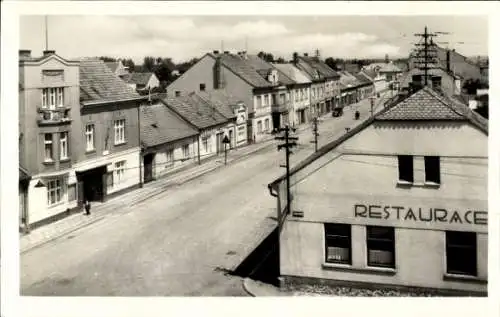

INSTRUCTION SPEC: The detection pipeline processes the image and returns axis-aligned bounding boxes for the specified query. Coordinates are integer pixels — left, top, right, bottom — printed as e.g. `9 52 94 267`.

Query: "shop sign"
354 204 487 226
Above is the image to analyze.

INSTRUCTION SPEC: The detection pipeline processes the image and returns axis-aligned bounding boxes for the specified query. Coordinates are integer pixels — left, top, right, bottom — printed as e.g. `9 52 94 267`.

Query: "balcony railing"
37 107 71 125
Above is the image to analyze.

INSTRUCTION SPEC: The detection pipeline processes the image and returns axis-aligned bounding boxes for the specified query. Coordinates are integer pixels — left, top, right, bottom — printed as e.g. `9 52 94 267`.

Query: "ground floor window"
165 149 174 163
114 160 126 185
324 223 351 264
446 231 477 276
264 118 270 132
367 226 395 268
257 120 262 134
183 144 190 158
202 137 209 153
47 178 63 206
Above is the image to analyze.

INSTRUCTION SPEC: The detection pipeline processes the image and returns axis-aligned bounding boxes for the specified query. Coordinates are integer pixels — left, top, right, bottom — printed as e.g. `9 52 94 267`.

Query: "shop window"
398 155 414 183
425 156 441 184
47 178 63 206
367 226 395 268
446 231 477 276
114 161 126 184
324 223 351 265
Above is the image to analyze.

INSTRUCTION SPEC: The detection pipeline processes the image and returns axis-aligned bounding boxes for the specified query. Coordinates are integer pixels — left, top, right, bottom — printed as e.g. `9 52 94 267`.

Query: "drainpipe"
138 103 143 188
197 135 201 165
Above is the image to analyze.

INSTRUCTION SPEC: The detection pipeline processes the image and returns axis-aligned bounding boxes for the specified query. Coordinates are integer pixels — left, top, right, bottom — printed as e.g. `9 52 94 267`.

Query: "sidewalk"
20 138 277 254
243 278 290 297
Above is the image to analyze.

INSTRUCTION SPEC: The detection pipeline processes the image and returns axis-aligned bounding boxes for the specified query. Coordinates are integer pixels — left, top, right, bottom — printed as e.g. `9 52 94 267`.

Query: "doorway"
216 132 224 154
143 153 155 183
228 129 234 149
272 112 280 131
76 165 107 204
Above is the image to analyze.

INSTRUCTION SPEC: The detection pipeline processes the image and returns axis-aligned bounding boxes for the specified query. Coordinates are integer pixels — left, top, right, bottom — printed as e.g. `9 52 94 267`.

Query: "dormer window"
268 69 278 84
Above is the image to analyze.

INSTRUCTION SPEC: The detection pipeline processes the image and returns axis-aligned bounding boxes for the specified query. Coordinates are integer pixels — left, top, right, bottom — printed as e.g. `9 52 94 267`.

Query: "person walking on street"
84 199 91 216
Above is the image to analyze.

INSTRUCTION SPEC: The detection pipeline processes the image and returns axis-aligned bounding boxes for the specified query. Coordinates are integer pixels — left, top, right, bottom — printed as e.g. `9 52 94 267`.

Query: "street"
20 95 387 296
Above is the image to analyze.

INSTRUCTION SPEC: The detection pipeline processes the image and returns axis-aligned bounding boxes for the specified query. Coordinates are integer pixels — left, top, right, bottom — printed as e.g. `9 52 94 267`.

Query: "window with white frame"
183 144 190 158
256 95 262 108
85 124 95 151
114 161 126 184
59 132 68 160
42 89 48 108
202 137 209 152
57 87 64 106
263 95 269 106
49 88 56 107
324 223 352 265
114 119 126 144
265 118 270 131
47 178 63 206
257 121 262 133
44 133 53 161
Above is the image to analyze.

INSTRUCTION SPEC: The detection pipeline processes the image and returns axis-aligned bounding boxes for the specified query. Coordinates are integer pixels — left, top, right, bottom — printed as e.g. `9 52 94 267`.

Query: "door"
143 153 154 183
77 179 84 207
228 130 233 149
216 133 223 154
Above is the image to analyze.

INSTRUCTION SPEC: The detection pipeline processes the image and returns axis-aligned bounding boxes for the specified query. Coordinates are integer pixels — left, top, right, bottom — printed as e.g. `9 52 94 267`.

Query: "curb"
242 278 256 297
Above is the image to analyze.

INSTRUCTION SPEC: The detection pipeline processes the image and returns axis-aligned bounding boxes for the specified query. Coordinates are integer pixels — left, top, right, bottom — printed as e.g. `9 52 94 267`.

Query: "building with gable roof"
360 67 388 95
293 53 341 117
104 59 130 78
166 51 296 144
272 63 312 126
268 85 488 295
122 72 160 92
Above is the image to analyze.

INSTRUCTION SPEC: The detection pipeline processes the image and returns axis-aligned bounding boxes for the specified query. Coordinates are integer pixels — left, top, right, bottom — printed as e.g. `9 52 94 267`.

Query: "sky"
20 15 488 64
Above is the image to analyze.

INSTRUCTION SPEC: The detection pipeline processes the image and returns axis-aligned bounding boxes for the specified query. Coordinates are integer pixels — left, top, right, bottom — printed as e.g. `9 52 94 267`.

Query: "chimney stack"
213 50 220 55
293 52 298 65
19 50 31 58
304 53 308 57
224 51 229 55
43 50 55 56
214 53 224 89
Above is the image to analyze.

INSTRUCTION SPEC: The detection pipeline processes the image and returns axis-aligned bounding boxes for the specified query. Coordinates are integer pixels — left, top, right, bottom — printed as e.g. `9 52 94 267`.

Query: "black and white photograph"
1 1 499 317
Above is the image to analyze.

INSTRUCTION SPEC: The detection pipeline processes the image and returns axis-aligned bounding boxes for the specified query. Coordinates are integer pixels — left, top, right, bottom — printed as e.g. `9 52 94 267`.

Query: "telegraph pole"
413 26 442 86
275 125 298 215
310 117 319 152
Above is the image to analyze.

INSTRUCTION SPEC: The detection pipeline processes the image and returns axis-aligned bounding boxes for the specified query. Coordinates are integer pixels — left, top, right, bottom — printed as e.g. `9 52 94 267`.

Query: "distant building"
123 72 160 92
104 59 130 78
269 86 488 296
364 62 403 88
360 68 388 95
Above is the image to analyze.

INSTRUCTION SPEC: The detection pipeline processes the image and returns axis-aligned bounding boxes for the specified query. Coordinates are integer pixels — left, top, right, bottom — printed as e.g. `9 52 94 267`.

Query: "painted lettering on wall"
354 204 488 226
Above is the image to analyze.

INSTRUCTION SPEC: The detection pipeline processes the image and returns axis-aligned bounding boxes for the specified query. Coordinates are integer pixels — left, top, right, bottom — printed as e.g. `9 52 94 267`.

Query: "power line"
275 125 298 216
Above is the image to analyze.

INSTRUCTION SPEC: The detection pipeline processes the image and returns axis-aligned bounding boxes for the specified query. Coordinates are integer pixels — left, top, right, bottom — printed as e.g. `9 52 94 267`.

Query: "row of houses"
166 51 402 143
18 50 248 232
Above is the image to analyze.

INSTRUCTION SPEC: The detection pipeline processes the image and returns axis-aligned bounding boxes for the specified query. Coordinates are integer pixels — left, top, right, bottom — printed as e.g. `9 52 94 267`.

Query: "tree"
325 57 338 71
122 58 135 72
257 51 274 63
276 57 285 64
143 56 156 72
99 56 116 62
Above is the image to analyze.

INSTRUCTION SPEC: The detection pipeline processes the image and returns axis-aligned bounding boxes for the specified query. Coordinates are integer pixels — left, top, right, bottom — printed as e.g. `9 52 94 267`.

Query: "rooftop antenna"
221 40 224 53
413 25 442 86
45 16 49 51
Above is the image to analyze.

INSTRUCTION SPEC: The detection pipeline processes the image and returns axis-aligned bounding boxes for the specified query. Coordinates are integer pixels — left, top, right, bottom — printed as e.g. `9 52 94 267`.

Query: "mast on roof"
45 16 49 51
413 26 443 86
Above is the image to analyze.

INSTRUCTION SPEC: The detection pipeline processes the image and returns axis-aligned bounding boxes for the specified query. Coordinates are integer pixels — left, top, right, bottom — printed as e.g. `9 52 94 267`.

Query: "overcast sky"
20 15 488 64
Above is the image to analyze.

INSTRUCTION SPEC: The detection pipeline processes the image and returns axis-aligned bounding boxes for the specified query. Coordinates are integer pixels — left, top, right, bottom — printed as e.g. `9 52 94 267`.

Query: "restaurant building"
268 86 488 295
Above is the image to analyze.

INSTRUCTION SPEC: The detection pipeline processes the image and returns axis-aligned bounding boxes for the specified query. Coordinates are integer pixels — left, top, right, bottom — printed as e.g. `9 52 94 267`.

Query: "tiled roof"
272 63 312 84
339 71 361 88
360 68 378 80
141 103 198 148
342 63 361 74
298 56 340 80
353 72 372 86
376 86 488 133
79 59 141 104
104 62 118 73
162 93 229 130
196 89 243 119
366 62 402 73
268 86 488 189
125 72 154 86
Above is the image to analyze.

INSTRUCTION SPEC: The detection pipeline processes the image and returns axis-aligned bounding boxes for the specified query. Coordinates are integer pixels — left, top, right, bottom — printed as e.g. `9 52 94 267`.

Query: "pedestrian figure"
355 111 360 120
84 199 91 216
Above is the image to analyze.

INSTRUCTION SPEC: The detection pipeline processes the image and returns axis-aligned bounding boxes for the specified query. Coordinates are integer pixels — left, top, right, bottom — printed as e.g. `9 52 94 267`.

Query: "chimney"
293 52 298 65
19 50 31 58
213 50 220 55
43 50 55 56
304 53 308 57
214 53 224 89
224 51 229 55
446 49 451 72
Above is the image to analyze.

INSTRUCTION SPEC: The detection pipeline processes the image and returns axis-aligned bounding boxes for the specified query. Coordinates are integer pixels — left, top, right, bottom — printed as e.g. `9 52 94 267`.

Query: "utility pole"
275 125 298 215
310 117 319 152
45 16 49 51
413 26 442 87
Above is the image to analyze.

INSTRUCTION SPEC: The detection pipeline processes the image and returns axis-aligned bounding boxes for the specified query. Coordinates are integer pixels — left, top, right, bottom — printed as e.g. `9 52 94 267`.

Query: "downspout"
138 103 143 188
197 135 201 165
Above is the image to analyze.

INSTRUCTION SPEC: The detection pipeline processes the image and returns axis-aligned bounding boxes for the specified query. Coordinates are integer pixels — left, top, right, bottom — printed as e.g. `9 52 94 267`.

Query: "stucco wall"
278 120 488 292
281 221 487 292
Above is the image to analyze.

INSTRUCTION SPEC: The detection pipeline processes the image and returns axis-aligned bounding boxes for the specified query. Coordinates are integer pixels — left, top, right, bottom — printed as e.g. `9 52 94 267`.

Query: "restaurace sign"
354 204 487 226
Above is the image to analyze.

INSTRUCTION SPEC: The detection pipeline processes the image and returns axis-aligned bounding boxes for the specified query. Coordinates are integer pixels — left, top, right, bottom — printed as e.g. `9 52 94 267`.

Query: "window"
47 178 62 206
199 83 206 91
44 133 53 161
265 118 270 132
264 95 269 106
49 88 56 107
114 161 126 184
257 121 262 133
202 137 209 152
398 155 414 183
165 149 173 163
256 95 262 108
59 132 68 160
279 93 285 104
85 124 95 151
367 226 395 268
446 231 477 276
295 90 299 101
386 74 393 81
431 76 442 90
42 89 48 108
175 91 181 97
183 144 190 158
57 87 64 106
324 223 351 265
114 119 126 144
425 156 440 184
